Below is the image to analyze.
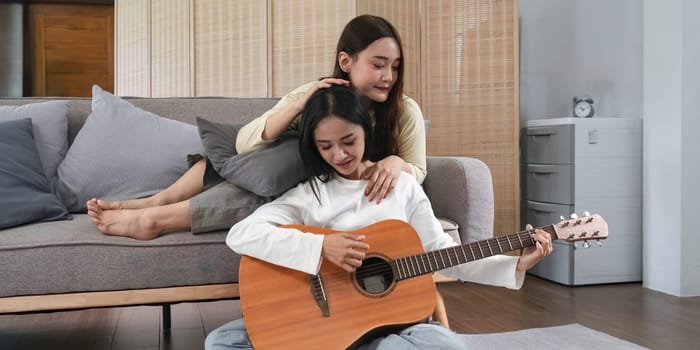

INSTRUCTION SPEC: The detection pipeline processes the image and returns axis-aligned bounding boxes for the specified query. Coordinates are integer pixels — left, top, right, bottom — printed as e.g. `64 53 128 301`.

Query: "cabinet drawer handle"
528 170 555 175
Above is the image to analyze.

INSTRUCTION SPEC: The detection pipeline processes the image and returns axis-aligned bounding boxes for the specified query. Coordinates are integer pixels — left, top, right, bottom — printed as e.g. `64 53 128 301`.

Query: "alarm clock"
572 95 595 118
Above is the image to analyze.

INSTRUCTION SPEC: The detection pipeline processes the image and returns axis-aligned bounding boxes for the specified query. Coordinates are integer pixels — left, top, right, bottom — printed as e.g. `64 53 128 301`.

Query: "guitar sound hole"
354 256 394 296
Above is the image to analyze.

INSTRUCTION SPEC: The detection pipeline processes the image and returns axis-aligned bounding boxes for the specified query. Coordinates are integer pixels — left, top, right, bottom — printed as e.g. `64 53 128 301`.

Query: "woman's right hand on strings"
322 232 369 272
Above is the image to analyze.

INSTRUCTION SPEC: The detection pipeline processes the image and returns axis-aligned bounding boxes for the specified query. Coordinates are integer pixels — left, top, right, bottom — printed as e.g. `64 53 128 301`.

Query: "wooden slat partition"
115 0 150 96
422 0 519 234
114 0 520 233
269 0 355 97
151 0 191 97
194 0 268 97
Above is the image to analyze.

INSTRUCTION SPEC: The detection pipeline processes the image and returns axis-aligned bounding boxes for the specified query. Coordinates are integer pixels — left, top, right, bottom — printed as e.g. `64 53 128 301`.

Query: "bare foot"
87 201 161 240
86 197 151 212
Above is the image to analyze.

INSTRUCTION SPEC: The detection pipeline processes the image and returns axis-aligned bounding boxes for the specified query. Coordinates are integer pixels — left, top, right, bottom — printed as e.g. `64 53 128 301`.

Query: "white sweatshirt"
226 172 526 289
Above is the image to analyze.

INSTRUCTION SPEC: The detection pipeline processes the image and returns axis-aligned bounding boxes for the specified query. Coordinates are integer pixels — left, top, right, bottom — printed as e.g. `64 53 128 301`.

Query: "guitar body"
239 219 436 350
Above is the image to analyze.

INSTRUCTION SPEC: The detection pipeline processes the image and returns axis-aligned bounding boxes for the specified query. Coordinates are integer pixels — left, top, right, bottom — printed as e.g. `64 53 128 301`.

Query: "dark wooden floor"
1 275 698 350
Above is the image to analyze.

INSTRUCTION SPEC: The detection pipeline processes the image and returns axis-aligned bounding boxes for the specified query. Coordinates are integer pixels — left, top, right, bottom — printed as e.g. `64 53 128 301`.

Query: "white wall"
519 0 642 122
643 0 700 297
520 0 700 296
680 0 700 295
643 0 683 296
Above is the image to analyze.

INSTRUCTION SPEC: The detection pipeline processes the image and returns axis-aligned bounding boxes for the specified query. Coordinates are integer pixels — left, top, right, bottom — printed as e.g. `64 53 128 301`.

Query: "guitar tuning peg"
583 211 590 217
596 240 603 247
560 216 566 222
583 241 591 249
570 213 579 219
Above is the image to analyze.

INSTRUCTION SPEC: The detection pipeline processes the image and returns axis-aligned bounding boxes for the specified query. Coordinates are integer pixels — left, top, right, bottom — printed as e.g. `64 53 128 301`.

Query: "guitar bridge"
310 274 329 317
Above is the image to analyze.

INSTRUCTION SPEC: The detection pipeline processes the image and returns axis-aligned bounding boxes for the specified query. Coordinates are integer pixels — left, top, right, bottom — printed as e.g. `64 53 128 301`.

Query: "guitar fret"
496 238 503 253
477 242 484 258
432 252 440 269
410 256 417 276
400 259 407 279
486 240 494 256
460 246 469 262
420 255 427 273
426 252 434 271
517 233 523 247
439 250 446 269
446 248 454 266
506 235 514 251
469 244 476 260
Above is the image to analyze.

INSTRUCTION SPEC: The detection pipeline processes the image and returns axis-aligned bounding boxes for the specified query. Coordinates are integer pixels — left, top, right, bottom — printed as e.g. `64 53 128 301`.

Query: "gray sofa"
0 96 494 329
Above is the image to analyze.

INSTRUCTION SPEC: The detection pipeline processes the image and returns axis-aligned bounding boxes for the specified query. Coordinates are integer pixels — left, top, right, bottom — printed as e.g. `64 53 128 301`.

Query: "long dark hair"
299 86 373 201
331 14 404 161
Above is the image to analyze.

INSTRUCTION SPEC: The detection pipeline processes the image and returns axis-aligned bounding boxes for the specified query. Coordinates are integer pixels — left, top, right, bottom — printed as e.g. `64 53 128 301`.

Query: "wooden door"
29 3 114 97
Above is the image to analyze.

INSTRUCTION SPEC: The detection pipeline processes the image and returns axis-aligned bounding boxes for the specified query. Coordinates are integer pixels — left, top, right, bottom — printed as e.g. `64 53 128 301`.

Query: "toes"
87 204 103 215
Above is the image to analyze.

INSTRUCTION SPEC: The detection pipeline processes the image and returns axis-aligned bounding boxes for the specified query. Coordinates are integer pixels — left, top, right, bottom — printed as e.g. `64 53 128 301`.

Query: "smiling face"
341 37 401 103
314 115 367 179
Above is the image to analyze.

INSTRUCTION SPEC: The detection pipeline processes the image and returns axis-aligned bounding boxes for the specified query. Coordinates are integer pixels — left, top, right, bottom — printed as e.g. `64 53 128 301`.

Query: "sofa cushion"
56 85 204 212
197 117 306 197
0 119 71 229
196 117 246 168
438 217 460 244
0 215 237 297
0 100 69 178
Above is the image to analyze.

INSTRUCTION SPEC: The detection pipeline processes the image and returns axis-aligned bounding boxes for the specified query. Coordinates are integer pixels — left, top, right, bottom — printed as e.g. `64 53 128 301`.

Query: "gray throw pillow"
195 117 246 169
56 85 204 212
0 118 71 229
196 117 306 197
0 100 69 178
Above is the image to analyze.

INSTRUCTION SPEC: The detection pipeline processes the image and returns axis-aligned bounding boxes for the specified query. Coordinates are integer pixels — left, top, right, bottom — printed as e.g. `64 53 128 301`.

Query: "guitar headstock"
550 213 608 243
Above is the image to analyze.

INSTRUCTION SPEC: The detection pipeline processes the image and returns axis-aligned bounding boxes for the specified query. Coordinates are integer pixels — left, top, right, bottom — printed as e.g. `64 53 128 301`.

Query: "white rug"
458 324 649 349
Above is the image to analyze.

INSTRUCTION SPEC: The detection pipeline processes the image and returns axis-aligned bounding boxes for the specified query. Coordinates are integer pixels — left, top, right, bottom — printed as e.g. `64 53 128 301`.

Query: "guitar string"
351 231 540 279
320 226 560 281
320 224 586 286
323 232 539 286
353 231 536 278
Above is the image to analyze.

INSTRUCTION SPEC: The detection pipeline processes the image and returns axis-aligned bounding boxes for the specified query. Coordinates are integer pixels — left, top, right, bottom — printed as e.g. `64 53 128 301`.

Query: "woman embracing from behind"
88 14 427 240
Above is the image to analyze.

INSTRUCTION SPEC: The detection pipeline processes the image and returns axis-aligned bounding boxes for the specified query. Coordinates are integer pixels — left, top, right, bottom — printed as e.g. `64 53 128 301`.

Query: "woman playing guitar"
204 86 553 350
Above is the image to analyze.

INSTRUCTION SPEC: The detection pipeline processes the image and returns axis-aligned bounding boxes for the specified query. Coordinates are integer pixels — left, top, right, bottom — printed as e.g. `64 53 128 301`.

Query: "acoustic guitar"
239 214 608 349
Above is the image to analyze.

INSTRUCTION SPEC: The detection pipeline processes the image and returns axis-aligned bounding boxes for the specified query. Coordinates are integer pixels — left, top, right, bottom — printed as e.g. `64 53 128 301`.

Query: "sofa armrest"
423 156 494 244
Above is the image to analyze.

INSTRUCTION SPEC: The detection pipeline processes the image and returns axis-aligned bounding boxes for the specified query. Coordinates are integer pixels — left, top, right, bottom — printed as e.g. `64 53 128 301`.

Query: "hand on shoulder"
361 155 406 204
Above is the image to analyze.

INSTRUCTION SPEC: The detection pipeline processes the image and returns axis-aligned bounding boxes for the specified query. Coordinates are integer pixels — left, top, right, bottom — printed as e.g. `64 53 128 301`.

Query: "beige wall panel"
270 0 355 97
423 0 519 234
357 0 420 105
151 0 191 97
194 0 267 97
115 0 149 96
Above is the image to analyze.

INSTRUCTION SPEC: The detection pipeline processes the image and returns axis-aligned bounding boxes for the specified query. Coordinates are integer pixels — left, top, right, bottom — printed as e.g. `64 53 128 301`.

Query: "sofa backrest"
0 97 280 145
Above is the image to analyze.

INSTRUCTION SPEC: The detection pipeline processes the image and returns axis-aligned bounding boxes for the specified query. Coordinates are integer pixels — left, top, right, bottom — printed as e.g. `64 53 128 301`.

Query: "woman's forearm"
261 101 303 141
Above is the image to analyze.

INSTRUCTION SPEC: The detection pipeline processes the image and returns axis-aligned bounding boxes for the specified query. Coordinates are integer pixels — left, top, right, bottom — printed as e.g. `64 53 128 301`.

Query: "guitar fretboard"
391 225 555 280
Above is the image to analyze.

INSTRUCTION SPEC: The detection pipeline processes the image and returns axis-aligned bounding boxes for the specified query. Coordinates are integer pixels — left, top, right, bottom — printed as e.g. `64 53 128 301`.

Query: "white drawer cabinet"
521 118 642 285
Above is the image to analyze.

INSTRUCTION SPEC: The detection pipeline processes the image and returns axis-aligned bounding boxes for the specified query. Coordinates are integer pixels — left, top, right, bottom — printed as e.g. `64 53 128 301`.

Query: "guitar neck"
392 225 555 281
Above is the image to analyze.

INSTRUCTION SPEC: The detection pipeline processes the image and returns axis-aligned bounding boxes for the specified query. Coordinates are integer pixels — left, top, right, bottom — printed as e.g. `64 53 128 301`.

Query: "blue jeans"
205 318 466 350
